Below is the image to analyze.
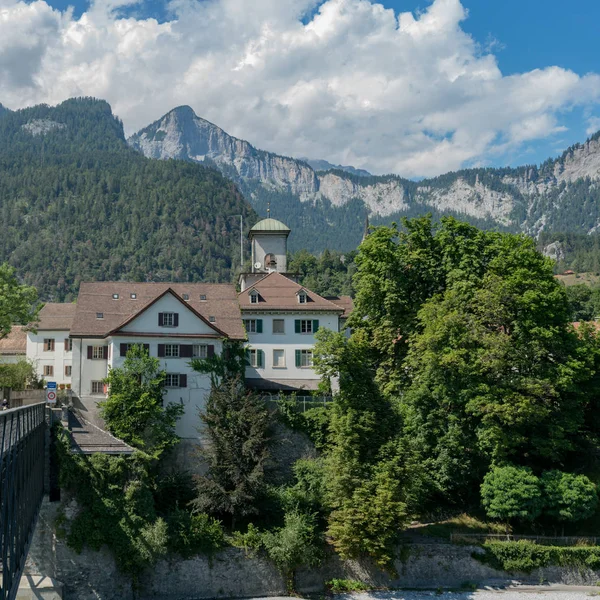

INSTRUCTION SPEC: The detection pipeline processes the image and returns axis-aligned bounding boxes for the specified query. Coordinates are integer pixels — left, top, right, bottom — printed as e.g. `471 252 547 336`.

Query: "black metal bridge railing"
0 404 46 600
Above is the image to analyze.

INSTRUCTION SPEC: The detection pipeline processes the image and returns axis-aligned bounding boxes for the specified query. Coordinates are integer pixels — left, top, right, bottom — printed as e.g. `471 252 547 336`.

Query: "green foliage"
153 470 196 516
541 471 598 523
99 345 183 456
326 579 370 593
0 98 255 301
0 263 38 338
192 374 273 526
288 249 356 297
55 426 168 578
166 509 225 558
273 458 327 517
0 359 40 391
276 397 332 451
190 340 247 387
481 466 543 522
261 511 322 591
479 540 600 573
230 523 264 554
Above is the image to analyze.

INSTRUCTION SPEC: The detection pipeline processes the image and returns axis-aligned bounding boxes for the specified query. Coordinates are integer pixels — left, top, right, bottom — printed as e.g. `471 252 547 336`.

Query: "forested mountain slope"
130 106 600 252
0 98 255 301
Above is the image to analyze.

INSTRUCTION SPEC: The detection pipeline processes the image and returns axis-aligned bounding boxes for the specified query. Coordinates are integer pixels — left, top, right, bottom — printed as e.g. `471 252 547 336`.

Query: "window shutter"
173 313 179 327
143 344 150 354
245 349 250 365
87 346 93 360
158 313 164 326
313 320 319 333
64 338 69 351
258 349 264 368
180 345 193 358
104 346 110 360
120 343 127 357
295 320 301 334
157 344 165 358
179 374 187 388
295 350 301 367
257 319 263 334
208 345 215 358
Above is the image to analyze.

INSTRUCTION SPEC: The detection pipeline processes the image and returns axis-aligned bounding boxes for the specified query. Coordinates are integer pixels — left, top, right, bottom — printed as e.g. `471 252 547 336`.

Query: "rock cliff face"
128 107 319 195
129 107 600 252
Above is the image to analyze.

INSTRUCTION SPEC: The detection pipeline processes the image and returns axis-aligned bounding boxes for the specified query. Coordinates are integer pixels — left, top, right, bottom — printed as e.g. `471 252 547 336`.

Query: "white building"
26 304 77 387
239 218 352 394
66 282 244 440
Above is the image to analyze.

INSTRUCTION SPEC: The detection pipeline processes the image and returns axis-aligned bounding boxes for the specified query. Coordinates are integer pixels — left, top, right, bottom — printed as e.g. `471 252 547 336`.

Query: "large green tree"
99 345 183 456
0 263 38 339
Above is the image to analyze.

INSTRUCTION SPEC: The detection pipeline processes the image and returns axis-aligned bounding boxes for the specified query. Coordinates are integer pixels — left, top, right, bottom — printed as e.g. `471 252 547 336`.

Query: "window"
159 312 178 327
298 292 307 304
248 349 264 368
120 343 150 357
295 319 319 335
92 346 107 360
200 294 207 301
164 344 180 358
265 253 277 269
301 320 312 334
43 365 54 376
43 338 55 352
273 319 285 334
112 293 119 299
182 293 189 300
273 349 286 368
165 373 187 388
193 344 208 359
296 350 313 368
249 291 259 304
91 381 104 395
209 316 216 323
65 365 72 377
64 338 73 352
244 319 263 334
96 312 104 319
130 293 137 299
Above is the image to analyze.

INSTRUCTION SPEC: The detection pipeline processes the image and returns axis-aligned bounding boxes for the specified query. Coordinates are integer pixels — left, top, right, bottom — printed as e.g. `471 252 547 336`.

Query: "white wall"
0 354 25 365
119 294 218 335
251 234 287 272
243 312 338 382
26 331 73 386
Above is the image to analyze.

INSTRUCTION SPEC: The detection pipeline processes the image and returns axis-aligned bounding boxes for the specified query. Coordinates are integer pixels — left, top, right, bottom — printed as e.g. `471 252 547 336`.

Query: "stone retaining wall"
26 500 600 600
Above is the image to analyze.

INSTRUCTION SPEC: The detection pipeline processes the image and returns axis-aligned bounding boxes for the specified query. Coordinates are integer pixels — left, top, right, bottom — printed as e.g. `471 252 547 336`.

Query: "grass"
555 272 600 287
408 513 507 540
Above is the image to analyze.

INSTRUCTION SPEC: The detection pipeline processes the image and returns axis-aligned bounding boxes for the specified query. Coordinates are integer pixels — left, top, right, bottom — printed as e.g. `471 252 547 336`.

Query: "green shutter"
313 319 319 333
245 349 251 366
295 320 301 334
295 350 301 367
258 349 264 368
257 319 263 334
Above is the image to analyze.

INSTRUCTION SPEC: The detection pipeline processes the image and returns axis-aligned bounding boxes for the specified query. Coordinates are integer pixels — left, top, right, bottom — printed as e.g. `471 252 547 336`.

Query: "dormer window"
182 294 189 301
96 312 104 319
112 294 119 300
130 293 137 299
297 291 307 304
200 295 207 301
249 290 259 304
209 316 216 323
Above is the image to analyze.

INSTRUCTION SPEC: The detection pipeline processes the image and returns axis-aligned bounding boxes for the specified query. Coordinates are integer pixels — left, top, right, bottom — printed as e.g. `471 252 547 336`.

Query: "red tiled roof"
70 282 245 340
325 295 353 319
35 303 77 331
238 272 345 312
0 326 27 355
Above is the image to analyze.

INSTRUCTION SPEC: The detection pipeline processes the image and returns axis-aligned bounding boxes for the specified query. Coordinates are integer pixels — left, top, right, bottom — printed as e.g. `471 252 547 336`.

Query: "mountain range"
129 106 600 252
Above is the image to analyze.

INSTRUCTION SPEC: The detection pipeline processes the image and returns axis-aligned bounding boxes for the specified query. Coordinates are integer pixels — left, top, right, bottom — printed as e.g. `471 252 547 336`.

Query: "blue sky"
3 0 600 176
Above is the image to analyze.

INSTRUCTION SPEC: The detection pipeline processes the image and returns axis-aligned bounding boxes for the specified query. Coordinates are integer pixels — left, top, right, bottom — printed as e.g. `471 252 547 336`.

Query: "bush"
326 579 370 593
541 471 598 523
275 458 327 516
479 540 600 573
167 509 225 558
481 465 543 522
230 523 264 555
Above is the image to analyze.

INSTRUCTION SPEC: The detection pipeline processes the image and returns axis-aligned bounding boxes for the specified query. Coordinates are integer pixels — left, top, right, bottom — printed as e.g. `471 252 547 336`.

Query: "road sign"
46 382 57 389
46 390 57 404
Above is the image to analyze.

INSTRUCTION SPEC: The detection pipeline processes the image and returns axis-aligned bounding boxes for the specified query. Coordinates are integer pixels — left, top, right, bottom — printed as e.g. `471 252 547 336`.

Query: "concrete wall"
27 331 72 386
27 499 600 600
251 233 287 273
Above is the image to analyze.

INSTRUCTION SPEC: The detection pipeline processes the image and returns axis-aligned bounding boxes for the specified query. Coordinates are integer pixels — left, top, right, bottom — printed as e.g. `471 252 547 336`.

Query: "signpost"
46 381 57 404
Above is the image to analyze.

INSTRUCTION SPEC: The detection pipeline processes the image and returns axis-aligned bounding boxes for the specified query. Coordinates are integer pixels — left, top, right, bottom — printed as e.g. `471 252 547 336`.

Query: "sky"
1 0 600 177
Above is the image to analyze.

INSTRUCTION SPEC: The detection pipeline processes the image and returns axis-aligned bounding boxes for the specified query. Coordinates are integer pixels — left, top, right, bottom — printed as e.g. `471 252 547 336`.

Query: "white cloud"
0 0 599 177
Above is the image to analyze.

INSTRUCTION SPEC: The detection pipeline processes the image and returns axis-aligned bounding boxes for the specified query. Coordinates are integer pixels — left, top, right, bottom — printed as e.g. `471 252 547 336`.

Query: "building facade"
0 326 27 365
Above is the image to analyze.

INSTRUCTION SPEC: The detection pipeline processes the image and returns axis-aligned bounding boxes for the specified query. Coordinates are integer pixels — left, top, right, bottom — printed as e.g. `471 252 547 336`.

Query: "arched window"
265 253 278 269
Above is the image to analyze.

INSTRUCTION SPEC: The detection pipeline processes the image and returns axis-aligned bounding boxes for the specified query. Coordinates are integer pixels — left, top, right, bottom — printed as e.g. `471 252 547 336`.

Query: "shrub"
327 579 370 593
541 470 598 523
481 465 543 522
167 509 225 558
230 523 264 555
